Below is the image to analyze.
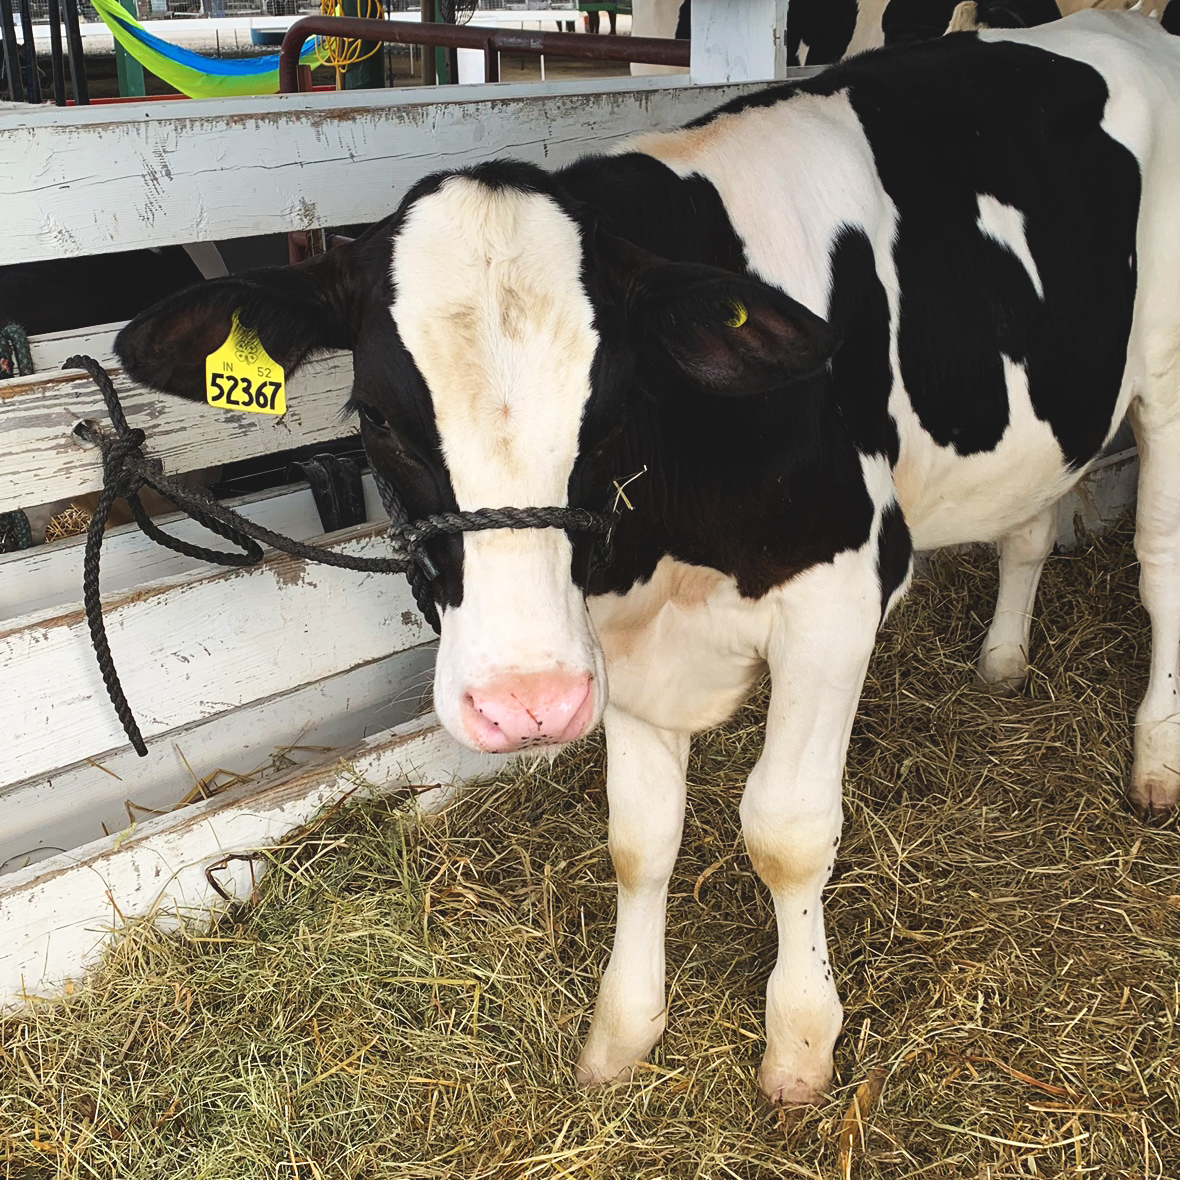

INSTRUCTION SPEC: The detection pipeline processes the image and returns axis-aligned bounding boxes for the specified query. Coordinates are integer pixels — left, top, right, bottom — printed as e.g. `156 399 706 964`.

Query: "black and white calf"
117 12 1180 1104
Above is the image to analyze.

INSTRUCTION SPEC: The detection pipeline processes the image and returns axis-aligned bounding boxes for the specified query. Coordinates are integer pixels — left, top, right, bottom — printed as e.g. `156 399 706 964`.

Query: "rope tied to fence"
65 355 617 757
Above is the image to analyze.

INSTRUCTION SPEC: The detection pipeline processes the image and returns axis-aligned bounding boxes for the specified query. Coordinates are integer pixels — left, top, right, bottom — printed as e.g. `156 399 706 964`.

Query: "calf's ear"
600 234 837 398
114 244 360 400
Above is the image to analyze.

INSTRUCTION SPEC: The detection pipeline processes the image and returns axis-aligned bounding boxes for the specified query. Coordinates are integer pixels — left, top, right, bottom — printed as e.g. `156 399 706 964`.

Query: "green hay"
2 521 1178 1179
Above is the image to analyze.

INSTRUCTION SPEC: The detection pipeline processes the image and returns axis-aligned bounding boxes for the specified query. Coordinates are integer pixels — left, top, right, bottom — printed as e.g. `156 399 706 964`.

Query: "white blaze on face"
391 176 607 752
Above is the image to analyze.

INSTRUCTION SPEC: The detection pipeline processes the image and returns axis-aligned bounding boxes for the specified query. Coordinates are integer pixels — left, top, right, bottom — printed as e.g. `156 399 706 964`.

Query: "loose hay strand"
1 521 1178 1178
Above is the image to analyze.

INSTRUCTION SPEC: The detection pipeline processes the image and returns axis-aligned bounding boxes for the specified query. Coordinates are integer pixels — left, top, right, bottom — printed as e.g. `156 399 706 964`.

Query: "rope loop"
63 356 618 758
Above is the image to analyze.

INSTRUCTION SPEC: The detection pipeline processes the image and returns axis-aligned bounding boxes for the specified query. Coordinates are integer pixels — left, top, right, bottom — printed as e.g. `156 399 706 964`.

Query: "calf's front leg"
576 707 689 1084
744 568 878 1104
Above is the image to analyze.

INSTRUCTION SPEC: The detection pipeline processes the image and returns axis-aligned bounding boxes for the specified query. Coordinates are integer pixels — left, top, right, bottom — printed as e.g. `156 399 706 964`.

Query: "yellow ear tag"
724 300 748 329
205 311 287 416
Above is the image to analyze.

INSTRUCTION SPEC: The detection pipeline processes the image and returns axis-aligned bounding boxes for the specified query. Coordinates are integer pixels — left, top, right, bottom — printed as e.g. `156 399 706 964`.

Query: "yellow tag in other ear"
723 300 748 329
205 312 287 416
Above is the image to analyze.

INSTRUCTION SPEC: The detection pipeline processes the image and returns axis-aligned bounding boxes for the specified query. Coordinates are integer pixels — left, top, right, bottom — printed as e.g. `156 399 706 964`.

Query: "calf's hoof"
977 644 1029 695
1127 772 1180 821
575 1013 664 1088
573 1057 637 1088
1130 725 1180 819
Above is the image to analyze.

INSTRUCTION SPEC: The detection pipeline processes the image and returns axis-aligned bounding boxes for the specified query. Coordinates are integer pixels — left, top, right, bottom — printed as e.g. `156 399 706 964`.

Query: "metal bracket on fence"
290 453 368 535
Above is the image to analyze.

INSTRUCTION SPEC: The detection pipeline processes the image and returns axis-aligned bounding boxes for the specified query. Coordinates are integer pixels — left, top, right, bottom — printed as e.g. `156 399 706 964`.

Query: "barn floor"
2 522 1178 1178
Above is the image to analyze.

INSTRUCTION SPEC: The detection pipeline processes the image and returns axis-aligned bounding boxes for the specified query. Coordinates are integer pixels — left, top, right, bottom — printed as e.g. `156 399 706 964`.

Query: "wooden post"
419 0 435 84
690 0 790 85
114 0 146 97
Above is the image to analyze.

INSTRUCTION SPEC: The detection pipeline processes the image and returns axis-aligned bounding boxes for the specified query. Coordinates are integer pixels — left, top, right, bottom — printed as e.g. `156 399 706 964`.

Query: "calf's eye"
359 403 389 430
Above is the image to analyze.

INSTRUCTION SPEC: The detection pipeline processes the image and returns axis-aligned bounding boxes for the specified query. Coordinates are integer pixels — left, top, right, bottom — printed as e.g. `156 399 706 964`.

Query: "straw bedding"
2 521 1178 1179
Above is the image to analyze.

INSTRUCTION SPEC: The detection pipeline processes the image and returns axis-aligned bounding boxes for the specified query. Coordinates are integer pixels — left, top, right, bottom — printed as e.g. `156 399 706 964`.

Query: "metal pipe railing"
278 16 689 94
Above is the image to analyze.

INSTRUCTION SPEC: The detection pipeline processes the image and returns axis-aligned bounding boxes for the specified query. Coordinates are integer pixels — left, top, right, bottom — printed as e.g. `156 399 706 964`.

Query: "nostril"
466 692 499 727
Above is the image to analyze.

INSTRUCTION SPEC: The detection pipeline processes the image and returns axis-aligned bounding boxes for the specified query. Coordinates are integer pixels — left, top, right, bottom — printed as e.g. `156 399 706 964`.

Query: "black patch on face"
875 500 912 617
687 36 1141 471
826 228 899 464
343 185 469 609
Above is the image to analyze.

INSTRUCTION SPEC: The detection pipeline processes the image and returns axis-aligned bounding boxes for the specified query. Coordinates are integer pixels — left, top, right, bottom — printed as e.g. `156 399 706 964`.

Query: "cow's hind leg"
1128 408 1180 818
978 505 1057 693
743 563 878 1105
576 708 689 1085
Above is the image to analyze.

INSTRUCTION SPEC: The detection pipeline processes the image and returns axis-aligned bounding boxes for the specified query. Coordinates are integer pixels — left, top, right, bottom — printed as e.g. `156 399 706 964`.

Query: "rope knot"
100 428 159 501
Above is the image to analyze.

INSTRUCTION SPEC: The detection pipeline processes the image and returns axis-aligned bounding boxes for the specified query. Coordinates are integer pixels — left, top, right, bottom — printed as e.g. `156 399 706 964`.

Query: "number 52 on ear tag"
205 312 287 416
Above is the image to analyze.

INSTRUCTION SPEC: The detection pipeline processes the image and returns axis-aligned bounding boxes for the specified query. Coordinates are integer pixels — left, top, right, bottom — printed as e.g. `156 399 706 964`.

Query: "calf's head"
116 162 834 753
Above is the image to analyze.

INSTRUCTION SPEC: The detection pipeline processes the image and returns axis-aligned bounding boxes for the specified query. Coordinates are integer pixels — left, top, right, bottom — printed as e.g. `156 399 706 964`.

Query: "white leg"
978 505 1057 693
742 563 878 1105
576 707 689 1084
1129 410 1180 817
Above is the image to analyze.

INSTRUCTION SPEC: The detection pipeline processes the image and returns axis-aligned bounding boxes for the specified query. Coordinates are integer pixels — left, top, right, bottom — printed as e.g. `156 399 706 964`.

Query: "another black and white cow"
638 0 1177 70
630 0 889 70
116 12 1180 1104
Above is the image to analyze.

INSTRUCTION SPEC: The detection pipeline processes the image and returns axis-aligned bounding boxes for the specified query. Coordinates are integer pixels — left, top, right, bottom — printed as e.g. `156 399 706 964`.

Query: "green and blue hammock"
91 0 326 98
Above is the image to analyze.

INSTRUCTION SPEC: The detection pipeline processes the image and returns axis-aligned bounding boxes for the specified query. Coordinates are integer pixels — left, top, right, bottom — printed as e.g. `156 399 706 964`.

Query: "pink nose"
462 670 595 753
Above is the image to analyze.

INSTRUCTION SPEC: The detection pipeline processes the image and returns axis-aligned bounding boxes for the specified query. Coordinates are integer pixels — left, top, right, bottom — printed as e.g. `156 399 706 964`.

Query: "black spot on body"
826 228 899 464
876 502 912 618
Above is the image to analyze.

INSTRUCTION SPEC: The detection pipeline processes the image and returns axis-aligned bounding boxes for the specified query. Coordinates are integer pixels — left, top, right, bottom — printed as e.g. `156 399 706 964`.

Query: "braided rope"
0 322 33 379
67 355 617 757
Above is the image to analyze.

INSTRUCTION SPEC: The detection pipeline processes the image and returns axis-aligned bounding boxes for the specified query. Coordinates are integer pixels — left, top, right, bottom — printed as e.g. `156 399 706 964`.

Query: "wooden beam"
0 351 356 515
2 472 386 625
27 319 124 373
690 0 790 84
0 521 431 789
0 78 766 265
0 714 508 1007
0 642 437 877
